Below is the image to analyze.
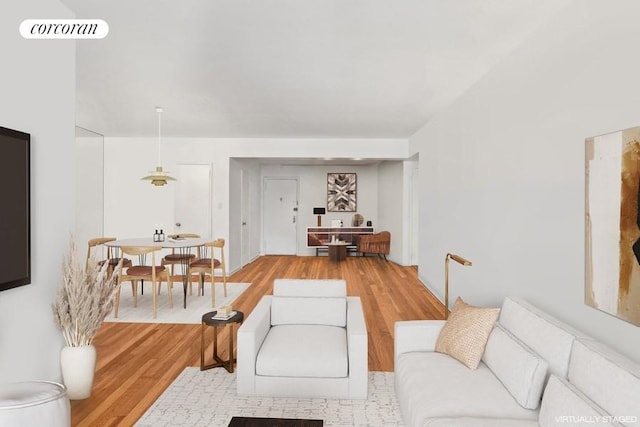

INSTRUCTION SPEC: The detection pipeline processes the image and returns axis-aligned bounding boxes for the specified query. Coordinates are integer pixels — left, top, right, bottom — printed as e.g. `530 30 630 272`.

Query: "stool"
0 381 70 427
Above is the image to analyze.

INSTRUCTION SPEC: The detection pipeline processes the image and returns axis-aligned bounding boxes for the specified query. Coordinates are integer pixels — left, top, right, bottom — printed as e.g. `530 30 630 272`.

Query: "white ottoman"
0 381 70 427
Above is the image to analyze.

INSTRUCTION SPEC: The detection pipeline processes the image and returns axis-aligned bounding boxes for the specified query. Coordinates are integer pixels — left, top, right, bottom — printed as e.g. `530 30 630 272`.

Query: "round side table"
200 310 244 372
327 242 348 262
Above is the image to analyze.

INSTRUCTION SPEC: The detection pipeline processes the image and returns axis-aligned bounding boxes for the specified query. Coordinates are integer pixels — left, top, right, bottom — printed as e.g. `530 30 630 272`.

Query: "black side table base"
201 356 238 373
200 310 244 373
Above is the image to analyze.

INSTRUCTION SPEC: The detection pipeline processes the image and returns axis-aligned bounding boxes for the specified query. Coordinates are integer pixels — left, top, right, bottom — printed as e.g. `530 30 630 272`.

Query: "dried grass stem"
52 239 120 347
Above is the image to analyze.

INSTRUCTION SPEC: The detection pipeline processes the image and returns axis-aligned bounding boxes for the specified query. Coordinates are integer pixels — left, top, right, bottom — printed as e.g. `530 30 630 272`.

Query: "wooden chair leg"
152 280 157 319
167 275 174 308
211 275 216 308
114 284 121 318
223 272 227 297
132 281 138 307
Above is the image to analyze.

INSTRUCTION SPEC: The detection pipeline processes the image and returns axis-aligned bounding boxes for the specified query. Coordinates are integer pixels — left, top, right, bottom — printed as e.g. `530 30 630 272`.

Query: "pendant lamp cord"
157 107 162 167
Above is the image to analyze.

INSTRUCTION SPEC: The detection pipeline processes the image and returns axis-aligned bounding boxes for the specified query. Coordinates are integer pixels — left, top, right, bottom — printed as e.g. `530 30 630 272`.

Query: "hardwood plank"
71 255 442 426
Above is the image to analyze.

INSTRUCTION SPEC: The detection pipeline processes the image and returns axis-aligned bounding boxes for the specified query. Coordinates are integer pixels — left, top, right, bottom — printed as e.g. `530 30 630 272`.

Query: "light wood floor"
71 255 443 426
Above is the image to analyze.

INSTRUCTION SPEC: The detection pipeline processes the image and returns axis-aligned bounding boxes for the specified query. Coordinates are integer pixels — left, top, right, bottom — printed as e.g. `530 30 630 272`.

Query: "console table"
306 227 374 256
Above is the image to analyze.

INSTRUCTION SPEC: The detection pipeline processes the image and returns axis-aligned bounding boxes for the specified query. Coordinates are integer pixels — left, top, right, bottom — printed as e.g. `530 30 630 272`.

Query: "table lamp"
313 207 326 226
444 253 472 319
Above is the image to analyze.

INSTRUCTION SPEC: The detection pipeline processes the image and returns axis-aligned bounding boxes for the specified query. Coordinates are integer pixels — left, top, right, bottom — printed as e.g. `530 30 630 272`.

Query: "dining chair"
85 237 132 276
188 238 227 307
160 233 201 295
161 233 200 270
114 246 172 319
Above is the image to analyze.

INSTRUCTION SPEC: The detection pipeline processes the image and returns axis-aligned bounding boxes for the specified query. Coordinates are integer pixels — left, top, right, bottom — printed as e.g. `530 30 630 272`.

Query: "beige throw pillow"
435 297 500 369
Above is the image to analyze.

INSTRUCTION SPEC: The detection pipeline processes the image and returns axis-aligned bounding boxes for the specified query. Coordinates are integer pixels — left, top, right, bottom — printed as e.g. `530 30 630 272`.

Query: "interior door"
263 178 298 255
174 164 212 238
241 169 253 266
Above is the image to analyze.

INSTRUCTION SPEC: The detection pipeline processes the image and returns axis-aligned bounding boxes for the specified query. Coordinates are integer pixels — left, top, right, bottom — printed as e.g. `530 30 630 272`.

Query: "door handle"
242 222 247 226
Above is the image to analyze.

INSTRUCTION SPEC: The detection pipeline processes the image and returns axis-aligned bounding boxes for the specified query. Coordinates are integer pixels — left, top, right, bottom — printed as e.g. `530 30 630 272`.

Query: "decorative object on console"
313 207 326 226
327 173 356 212
141 106 176 186
352 213 364 226
444 253 472 319
434 297 500 369
52 238 120 399
585 127 640 326
366 220 372 227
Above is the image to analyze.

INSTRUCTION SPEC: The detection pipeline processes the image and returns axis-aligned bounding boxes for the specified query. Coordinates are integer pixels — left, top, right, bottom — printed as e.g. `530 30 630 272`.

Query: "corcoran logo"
20 19 109 39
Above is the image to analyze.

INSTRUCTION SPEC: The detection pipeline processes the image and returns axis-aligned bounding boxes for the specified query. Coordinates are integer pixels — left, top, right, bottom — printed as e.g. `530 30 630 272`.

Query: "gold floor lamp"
444 253 473 319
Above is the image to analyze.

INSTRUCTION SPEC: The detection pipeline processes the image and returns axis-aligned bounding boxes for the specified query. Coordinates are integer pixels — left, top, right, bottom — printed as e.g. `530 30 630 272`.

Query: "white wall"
410 0 640 362
260 164 380 256
103 137 407 271
0 0 75 381
377 161 403 263
76 130 104 255
404 157 419 266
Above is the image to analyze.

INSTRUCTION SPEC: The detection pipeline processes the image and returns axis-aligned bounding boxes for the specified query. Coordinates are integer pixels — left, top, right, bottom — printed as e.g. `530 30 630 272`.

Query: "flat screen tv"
0 126 31 291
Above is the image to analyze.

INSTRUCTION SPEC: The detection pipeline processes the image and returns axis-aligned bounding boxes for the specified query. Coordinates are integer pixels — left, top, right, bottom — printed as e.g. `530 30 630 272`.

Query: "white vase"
60 344 97 400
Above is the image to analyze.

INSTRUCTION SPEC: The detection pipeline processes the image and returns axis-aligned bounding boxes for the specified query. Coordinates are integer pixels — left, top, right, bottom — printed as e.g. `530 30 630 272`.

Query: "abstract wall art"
327 173 356 212
585 126 640 326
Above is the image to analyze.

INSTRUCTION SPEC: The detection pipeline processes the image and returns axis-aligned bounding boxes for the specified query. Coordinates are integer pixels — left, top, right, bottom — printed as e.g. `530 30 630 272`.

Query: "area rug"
104 282 251 324
136 368 405 427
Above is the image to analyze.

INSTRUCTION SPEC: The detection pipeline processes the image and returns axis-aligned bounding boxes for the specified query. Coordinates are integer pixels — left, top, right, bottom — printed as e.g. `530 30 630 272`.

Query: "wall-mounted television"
0 126 31 291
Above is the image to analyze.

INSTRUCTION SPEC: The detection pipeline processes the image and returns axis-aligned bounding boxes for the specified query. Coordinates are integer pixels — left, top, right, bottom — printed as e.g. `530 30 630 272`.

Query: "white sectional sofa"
237 279 368 399
395 297 640 427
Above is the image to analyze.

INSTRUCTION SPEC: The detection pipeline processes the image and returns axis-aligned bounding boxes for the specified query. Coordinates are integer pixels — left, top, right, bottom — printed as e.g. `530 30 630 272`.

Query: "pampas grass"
52 239 120 347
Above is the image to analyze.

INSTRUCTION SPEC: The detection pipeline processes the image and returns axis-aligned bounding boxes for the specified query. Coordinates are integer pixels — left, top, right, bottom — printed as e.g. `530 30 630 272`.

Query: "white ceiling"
62 0 569 139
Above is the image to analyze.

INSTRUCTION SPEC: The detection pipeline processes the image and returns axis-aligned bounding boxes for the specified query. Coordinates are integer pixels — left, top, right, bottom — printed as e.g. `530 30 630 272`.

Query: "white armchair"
237 279 368 399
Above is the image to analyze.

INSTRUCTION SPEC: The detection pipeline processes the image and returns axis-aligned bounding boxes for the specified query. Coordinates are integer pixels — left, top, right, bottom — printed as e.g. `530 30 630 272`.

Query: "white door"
263 178 298 255
241 169 253 266
174 164 212 238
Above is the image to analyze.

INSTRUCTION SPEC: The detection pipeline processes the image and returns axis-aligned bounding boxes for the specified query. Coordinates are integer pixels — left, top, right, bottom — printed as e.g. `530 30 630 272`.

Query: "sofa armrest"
347 296 368 399
237 296 272 395
394 320 445 361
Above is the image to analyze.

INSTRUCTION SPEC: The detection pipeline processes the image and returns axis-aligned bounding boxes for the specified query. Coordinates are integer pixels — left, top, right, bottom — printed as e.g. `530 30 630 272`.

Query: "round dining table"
105 237 208 309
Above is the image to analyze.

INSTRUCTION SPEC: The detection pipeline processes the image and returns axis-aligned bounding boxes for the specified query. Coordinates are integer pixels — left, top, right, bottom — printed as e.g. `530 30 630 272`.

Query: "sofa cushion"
435 298 500 369
499 297 582 378
395 352 538 426
256 324 348 378
568 339 640 427
482 325 549 409
538 375 622 427
273 279 346 297
270 296 346 327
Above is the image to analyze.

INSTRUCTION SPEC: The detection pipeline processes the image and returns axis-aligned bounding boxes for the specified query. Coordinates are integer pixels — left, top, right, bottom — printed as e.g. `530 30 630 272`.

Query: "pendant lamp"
141 106 176 186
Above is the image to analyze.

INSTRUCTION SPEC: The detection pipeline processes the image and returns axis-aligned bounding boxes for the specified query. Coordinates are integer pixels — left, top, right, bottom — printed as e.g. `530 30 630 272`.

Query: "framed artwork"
585 126 640 326
327 173 356 212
